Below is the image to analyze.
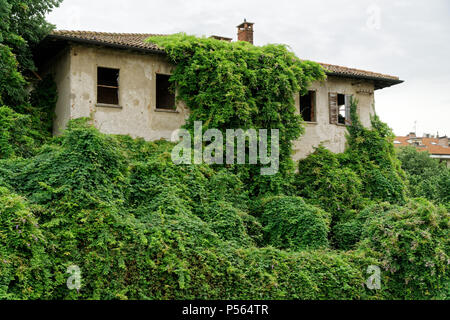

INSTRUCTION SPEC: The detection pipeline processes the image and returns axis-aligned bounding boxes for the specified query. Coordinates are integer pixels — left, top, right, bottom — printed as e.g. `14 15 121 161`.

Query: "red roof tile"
395 136 450 155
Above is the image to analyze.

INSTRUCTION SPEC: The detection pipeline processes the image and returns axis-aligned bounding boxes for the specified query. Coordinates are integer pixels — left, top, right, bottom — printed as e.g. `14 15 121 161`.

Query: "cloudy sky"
46 0 450 137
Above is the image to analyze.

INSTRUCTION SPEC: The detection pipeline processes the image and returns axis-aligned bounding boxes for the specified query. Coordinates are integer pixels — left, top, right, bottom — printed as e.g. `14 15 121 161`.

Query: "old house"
35 21 403 161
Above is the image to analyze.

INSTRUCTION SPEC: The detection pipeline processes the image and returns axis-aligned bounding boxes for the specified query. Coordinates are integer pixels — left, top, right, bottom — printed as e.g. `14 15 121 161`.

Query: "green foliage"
1 121 380 300
295 146 366 216
1 118 447 300
294 100 407 223
332 202 392 251
397 146 450 209
0 44 27 106
358 199 449 299
147 34 326 196
0 0 62 72
0 0 60 160
345 100 407 203
0 187 51 299
0 106 40 158
261 196 330 251
9 118 127 208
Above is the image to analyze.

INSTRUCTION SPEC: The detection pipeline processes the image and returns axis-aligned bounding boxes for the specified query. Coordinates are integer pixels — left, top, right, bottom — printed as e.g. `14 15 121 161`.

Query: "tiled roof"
394 136 450 155
47 30 403 88
319 62 400 81
50 30 166 53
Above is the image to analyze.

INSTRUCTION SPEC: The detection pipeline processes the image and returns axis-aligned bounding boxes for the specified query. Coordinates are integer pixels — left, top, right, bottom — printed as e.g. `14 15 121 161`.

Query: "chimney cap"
237 19 254 28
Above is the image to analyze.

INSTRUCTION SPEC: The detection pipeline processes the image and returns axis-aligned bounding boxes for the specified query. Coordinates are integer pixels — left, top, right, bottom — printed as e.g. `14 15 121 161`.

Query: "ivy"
148 34 326 195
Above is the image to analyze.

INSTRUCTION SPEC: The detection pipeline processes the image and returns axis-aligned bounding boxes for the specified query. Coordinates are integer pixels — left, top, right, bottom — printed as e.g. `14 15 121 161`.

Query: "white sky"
46 0 450 137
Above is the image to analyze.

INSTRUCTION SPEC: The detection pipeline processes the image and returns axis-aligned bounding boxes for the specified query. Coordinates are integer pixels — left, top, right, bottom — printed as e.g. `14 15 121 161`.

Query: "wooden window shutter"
329 92 338 124
345 94 352 126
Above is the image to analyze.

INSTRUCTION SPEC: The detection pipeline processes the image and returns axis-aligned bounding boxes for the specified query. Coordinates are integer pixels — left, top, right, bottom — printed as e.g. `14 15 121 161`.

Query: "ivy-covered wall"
41 41 376 163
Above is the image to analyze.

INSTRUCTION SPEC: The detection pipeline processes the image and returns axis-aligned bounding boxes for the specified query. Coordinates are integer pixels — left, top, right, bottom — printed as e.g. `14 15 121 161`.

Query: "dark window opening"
300 91 316 122
156 74 176 110
337 94 346 125
97 67 119 105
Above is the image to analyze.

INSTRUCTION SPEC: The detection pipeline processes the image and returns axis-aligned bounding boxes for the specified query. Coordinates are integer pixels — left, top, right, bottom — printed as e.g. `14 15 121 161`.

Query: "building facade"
35 22 403 161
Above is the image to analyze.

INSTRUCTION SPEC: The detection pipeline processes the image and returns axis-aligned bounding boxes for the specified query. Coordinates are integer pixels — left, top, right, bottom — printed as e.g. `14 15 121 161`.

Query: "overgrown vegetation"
397 146 450 210
0 6 448 300
0 0 61 159
148 34 326 196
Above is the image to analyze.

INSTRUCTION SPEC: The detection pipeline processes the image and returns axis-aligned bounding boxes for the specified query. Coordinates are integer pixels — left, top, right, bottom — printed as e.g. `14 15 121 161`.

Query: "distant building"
394 133 450 168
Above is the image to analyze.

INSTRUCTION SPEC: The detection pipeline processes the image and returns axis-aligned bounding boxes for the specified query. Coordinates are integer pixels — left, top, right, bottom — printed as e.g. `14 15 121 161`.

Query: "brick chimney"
237 19 254 44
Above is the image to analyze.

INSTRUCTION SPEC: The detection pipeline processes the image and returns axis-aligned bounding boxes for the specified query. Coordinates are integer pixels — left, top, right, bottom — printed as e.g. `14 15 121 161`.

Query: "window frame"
299 90 317 123
329 92 353 126
96 66 120 107
155 73 176 111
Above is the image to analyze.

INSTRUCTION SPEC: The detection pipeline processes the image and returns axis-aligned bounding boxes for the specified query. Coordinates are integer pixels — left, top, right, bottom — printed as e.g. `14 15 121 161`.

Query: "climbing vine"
148 34 326 195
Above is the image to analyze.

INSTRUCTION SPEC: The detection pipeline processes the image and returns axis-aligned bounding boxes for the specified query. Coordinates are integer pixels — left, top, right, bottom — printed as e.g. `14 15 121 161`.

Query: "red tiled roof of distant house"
395 136 450 155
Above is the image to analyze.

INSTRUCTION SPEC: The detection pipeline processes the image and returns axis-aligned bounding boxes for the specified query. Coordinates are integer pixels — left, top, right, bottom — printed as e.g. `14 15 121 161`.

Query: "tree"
397 146 450 208
0 0 61 157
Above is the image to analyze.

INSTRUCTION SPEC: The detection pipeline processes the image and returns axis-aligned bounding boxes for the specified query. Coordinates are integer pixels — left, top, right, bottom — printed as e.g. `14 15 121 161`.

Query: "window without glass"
97 67 119 105
337 94 346 125
300 91 316 122
329 93 352 125
156 74 176 110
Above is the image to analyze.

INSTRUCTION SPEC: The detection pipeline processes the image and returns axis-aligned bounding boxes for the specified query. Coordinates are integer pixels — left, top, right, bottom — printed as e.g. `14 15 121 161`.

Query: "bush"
9 118 127 208
332 203 391 251
0 106 39 159
261 196 330 251
358 199 449 299
0 187 51 299
295 146 365 216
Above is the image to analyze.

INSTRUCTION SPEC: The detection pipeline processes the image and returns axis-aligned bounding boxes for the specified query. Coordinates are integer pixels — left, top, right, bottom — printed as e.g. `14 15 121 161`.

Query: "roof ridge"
52 30 166 37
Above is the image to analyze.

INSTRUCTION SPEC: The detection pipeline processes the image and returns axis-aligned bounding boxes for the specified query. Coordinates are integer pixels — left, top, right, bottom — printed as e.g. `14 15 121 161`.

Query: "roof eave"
326 71 404 90
46 34 166 55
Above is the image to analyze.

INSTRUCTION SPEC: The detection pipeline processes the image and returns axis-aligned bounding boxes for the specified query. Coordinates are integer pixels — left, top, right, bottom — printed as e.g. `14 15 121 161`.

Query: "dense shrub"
0 106 39 158
0 121 382 300
357 199 449 299
332 203 392 251
344 101 407 203
0 187 51 299
295 146 366 216
261 196 330 251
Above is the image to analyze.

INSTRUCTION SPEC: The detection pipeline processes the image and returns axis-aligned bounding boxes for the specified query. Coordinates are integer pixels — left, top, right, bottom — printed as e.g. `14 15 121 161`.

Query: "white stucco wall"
292 77 375 162
50 44 375 160
54 44 189 141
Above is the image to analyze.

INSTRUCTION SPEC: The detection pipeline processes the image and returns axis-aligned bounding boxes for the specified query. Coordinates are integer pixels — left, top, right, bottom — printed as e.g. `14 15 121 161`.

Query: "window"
300 91 316 122
337 94 346 125
97 67 119 105
156 74 176 110
329 93 352 125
